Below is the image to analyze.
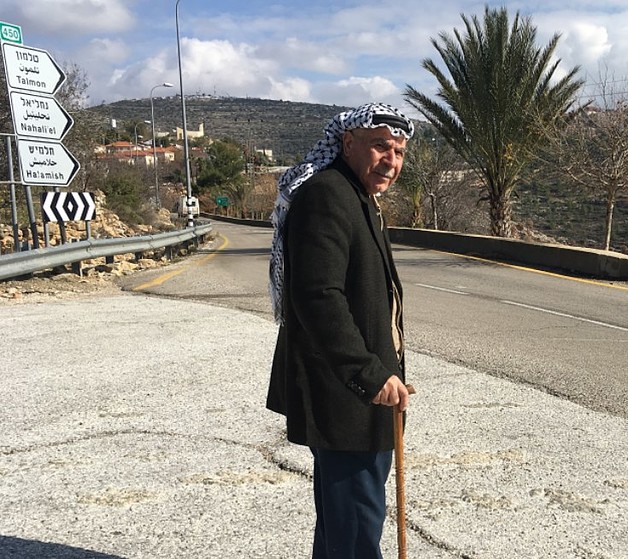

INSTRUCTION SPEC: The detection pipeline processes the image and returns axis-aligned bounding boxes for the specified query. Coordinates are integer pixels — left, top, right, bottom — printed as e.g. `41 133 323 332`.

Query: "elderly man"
267 103 414 559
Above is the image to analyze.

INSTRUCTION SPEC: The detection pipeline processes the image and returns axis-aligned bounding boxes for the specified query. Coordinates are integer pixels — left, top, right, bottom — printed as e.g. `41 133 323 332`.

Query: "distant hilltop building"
176 122 204 140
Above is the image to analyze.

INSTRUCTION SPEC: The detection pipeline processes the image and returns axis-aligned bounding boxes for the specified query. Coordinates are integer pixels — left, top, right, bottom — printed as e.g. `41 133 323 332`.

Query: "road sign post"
1 24 83 252
0 21 24 250
2 40 80 189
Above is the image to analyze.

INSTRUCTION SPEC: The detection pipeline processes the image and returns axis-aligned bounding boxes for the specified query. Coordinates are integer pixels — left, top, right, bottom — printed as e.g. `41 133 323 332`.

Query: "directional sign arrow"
2 43 66 95
42 192 69 222
10 91 74 141
41 192 96 223
17 138 80 187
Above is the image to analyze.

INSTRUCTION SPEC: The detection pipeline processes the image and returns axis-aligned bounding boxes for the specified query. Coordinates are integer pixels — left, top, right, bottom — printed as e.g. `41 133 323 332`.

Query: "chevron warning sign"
41 191 96 223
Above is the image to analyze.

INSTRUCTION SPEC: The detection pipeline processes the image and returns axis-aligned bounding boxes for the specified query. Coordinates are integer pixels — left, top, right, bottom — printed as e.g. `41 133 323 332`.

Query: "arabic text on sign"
29 157 57 168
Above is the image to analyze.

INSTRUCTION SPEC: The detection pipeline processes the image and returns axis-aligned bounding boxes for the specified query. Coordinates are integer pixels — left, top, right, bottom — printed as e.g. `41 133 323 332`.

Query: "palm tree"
404 6 584 237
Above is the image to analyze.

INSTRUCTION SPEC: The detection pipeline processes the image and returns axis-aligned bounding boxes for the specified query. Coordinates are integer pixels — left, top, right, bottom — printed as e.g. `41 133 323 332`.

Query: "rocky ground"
0 256 170 305
0 189 188 305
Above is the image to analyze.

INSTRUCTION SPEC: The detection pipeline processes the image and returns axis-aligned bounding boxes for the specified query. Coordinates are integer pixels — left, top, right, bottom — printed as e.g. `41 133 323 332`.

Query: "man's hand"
371 375 410 411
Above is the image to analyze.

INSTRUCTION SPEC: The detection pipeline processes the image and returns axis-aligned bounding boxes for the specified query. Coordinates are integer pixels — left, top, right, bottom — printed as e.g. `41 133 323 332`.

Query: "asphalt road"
122 220 628 419
2 220 627 559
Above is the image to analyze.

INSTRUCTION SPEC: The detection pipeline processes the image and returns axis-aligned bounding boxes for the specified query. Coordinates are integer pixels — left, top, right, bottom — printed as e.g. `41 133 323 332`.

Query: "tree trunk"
429 193 439 230
411 205 421 229
603 195 615 251
489 192 513 237
411 192 422 229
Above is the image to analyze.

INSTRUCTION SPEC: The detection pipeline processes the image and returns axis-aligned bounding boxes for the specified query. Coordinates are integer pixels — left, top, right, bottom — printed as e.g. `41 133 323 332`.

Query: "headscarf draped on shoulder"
269 102 414 324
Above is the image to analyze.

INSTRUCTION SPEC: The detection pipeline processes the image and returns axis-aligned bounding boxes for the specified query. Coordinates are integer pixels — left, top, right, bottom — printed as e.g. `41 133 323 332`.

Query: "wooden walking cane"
394 384 416 559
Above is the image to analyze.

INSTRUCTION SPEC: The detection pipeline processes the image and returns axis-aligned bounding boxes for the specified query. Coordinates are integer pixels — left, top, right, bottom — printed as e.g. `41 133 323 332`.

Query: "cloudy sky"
3 0 628 115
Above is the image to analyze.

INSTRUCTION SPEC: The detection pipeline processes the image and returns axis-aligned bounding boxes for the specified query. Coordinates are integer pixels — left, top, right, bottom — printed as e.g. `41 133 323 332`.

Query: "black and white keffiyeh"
269 102 414 324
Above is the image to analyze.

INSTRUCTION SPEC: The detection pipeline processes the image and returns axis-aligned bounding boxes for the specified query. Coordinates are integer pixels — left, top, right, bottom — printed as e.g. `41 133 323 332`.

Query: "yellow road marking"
131 235 230 291
428 249 628 292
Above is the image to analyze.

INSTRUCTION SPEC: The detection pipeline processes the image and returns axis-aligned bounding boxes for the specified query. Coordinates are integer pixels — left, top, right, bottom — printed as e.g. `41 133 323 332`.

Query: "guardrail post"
43 221 50 248
105 255 114 265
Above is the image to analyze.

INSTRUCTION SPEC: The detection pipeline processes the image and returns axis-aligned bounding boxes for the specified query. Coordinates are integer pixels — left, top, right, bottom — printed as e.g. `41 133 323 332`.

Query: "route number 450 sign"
0 22 22 45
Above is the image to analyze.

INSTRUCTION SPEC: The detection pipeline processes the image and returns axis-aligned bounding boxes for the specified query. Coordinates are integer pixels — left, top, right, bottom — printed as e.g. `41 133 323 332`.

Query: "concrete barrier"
388 227 628 280
207 215 628 281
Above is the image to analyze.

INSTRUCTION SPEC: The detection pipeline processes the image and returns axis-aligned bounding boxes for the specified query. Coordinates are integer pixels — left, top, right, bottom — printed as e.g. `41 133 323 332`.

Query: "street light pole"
150 82 174 208
176 0 194 227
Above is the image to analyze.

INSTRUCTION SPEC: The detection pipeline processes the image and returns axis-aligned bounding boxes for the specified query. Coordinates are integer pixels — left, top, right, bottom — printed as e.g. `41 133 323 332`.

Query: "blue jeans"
310 448 393 559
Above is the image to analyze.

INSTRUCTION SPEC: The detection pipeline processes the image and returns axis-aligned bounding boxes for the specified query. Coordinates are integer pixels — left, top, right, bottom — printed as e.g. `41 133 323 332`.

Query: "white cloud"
258 37 348 74
268 77 313 102
314 76 402 107
9 0 628 112
538 16 612 66
105 38 284 101
84 38 129 65
5 0 135 35
533 9 628 97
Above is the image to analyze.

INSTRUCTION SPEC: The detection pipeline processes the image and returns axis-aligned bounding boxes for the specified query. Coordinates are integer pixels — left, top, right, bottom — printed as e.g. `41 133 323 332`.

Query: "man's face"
342 127 407 195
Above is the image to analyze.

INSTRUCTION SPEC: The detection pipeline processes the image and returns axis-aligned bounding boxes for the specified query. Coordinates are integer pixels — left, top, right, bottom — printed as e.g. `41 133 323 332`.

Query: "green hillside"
86 96 353 164
513 178 628 254
85 96 627 253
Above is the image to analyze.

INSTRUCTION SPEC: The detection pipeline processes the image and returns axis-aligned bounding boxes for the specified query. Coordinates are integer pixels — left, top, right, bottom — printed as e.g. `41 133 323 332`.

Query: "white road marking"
415 283 469 295
415 282 626 332
501 300 628 332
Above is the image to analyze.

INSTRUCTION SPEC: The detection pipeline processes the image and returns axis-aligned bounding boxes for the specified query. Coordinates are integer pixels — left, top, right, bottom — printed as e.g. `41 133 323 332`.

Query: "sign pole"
5 135 21 252
43 219 50 248
54 187 68 244
23 182 38 249
0 22 25 253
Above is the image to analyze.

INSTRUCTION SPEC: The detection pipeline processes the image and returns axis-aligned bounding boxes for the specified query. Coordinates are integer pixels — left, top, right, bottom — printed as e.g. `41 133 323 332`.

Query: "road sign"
216 196 230 207
0 22 22 45
2 43 66 95
41 191 96 223
16 138 80 187
9 91 74 141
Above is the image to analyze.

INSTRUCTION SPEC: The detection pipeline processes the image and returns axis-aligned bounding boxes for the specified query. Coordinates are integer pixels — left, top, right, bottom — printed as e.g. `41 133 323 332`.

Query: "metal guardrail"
0 223 213 281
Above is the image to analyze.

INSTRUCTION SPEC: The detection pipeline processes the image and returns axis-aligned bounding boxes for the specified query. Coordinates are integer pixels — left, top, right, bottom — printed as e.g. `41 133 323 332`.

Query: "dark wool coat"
267 157 405 452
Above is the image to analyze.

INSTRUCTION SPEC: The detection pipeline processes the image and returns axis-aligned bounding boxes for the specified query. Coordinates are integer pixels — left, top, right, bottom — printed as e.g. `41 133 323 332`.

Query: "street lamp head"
163 82 174 88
